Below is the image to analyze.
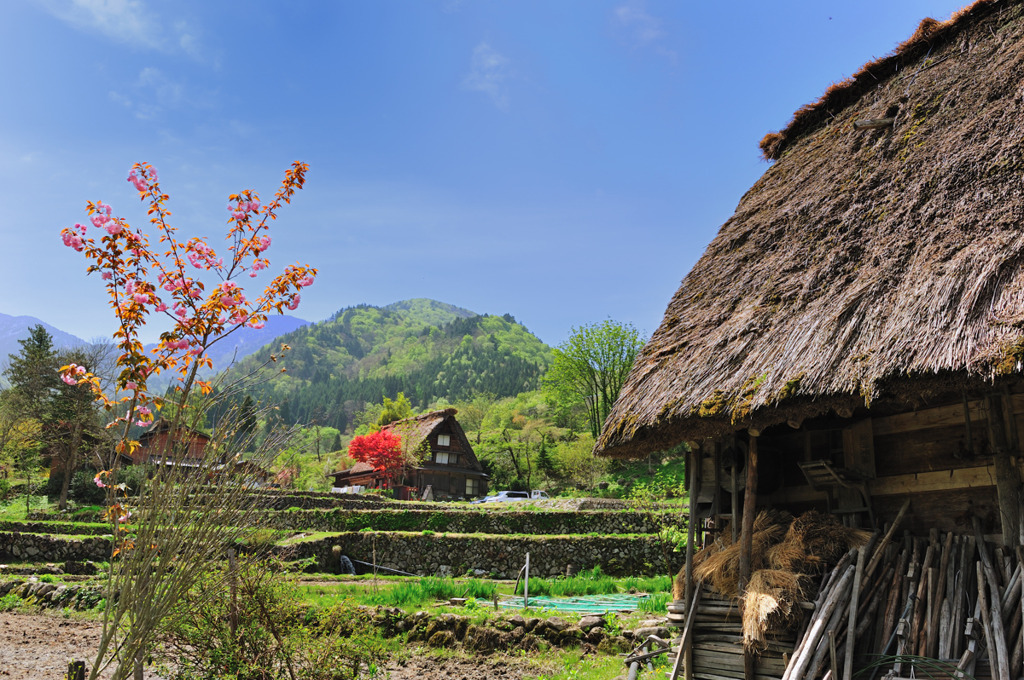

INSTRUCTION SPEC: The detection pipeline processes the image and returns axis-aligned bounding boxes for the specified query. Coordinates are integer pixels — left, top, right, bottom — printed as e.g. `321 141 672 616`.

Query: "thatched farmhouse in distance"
598 1 1024 678
330 408 488 501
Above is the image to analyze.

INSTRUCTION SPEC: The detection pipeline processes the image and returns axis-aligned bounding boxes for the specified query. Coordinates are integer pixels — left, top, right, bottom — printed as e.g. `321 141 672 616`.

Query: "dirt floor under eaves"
0 611 550 680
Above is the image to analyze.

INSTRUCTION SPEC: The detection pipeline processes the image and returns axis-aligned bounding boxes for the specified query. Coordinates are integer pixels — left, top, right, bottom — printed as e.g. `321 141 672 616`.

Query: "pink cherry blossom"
155 303 168 312
62 373 77 386
125 381 138 391
287 294 300 311
102 272 112 280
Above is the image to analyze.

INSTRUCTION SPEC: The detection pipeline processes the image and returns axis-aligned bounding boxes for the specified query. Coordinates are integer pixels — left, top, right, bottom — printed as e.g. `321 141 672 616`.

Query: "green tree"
376 392 413 427
542 320 644 440
236 395 258 451
4 325 60 414
3 326 60 511
50 346 109 510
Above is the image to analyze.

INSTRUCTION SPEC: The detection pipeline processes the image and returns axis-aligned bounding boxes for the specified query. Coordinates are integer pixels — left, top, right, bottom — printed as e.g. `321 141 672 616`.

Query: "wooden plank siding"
757 393 1024 536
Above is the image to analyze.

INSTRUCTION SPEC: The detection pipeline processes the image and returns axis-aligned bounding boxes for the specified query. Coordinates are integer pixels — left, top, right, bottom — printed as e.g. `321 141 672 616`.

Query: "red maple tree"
348 429 405 486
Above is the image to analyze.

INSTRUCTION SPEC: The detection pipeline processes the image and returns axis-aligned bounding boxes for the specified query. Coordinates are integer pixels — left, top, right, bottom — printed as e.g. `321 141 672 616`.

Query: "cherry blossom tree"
60 161 315 680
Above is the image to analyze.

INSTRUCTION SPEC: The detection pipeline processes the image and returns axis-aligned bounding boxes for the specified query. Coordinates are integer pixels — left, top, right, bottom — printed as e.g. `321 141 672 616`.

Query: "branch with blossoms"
59 161 315 464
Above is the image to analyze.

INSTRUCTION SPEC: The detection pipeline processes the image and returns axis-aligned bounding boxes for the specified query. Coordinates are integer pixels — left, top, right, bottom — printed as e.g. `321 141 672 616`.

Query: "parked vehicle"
472 490 550 504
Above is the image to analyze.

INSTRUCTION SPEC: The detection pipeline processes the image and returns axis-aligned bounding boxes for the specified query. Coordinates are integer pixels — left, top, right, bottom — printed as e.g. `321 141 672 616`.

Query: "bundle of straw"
742 569 806 650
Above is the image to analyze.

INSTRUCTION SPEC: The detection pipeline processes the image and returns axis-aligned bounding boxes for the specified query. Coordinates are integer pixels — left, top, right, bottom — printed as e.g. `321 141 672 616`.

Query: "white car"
473 490 550 503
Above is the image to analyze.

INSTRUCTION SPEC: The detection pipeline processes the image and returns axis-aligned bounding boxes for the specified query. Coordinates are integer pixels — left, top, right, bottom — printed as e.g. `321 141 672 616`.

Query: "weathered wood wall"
753 394 1024 537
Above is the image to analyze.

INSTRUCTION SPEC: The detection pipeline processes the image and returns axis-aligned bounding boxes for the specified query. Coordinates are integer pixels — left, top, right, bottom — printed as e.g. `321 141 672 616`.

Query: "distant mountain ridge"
234 298 552 431
0 313 91 367
0 311 308 378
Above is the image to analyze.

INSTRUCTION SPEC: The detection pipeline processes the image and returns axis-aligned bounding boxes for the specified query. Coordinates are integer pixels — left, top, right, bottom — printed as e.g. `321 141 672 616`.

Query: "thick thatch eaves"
599 0 1024 458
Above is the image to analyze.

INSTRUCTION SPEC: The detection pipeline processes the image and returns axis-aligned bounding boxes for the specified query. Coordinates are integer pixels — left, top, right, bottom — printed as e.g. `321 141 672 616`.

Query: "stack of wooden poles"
783 515 1023 680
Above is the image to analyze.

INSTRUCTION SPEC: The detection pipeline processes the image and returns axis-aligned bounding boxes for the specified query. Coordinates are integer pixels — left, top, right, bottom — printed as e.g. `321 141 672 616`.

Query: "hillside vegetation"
235 299 552 431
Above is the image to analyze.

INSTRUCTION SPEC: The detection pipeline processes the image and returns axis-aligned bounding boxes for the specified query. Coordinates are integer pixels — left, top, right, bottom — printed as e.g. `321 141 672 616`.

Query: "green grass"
637 592 671 613
525 648 657 680
519 567 672 598
0 495 51 521
295 576 503 609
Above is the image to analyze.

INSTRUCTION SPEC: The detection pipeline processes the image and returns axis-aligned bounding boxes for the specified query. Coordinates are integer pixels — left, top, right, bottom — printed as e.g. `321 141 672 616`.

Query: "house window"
437 434 450 447
436 452 451 465
466 478 479 496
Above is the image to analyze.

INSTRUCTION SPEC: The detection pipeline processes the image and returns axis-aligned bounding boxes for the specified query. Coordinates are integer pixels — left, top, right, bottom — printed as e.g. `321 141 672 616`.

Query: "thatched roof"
381 408 459 449
598 0 1024 458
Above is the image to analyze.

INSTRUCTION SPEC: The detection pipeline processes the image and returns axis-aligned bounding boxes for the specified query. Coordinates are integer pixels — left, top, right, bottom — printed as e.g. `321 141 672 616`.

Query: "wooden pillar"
684 446 700 608
684 445 701 680
740 431 759 680
986 394 1021 547
738 431 759 594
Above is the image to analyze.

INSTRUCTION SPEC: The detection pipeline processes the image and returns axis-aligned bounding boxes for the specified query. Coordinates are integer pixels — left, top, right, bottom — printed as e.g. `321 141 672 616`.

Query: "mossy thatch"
598 0 1024 459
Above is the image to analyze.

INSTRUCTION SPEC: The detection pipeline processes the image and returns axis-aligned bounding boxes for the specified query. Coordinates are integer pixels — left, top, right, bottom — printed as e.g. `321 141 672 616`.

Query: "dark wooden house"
330 408 488 500
135 418 211 465
596 2 1024 677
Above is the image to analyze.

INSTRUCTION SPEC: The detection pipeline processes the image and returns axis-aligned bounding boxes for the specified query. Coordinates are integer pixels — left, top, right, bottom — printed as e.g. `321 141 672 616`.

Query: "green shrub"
161 560 396 679
0 593 21 612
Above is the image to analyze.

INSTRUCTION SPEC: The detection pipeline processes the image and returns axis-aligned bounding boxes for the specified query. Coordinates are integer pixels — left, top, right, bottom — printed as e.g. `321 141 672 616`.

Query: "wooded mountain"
0 313 90 376
232 299 552 432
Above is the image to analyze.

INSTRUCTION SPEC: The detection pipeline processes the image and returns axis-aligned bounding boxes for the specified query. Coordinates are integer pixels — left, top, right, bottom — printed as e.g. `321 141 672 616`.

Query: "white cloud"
38 0 202 57
613 1 677 62
462 42 511 111
109 67 187 119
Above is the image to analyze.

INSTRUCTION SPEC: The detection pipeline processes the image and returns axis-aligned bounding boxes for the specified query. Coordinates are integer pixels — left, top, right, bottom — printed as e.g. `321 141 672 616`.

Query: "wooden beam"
768 464 1019 505
987 394 1022 547
683 446 700 680
738 433 759 596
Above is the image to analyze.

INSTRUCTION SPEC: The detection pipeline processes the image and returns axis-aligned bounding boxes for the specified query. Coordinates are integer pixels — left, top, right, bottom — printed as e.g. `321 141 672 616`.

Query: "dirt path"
0 611 163 679
0 611 549 680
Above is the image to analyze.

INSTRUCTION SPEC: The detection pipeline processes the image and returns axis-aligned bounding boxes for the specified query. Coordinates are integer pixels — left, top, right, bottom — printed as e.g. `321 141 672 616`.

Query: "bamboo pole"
865 499 911 582
782 562 855 680
976 518 1010 679
929 531 953 658
977 561 1003 680
843 545 866 680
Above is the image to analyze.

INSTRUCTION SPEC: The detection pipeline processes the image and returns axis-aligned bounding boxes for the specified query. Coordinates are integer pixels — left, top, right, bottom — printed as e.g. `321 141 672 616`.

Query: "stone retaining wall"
262 509 681 535
0 532 111 563
285 532 672 578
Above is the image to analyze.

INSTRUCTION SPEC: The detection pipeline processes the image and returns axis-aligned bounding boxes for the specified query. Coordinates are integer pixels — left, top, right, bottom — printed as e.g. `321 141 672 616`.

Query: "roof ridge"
760 0 1009 160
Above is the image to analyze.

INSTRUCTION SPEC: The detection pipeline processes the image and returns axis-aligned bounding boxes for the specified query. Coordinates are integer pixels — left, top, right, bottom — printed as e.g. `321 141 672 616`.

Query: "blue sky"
1 0 968 347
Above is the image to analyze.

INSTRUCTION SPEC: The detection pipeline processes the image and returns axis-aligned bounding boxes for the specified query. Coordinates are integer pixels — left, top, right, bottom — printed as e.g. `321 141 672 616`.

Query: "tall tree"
3 326 60 510
4 325 60 414
542 320 645 440
51 346 108 510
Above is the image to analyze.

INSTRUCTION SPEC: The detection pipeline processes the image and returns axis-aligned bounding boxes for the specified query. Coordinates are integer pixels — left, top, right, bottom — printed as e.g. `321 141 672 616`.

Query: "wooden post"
228 548 239 638
684 447 700 609
66 660 85 680
683 446 700 680
844 545 866 680
986 393 1021 547
731 442 739 544
738 432 759 596
524 552 530 608
668 583 702 680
